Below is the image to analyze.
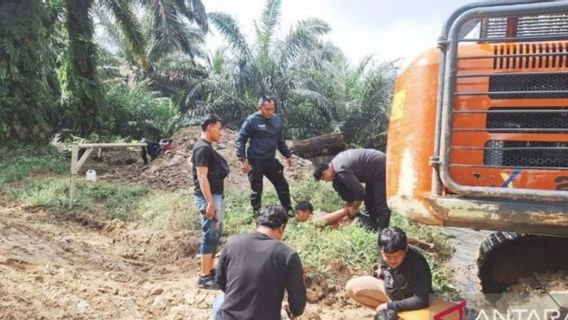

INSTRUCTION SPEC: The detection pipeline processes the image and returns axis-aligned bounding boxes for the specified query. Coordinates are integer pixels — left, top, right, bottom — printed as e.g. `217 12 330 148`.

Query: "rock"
151 288 164 296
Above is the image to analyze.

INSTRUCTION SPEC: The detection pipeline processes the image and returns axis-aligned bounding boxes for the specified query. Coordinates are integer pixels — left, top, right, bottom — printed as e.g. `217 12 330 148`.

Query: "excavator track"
477 232 568 294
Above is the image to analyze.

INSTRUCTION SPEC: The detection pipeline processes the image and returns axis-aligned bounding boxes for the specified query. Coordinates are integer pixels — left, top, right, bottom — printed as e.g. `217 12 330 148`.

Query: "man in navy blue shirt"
236 95 293 214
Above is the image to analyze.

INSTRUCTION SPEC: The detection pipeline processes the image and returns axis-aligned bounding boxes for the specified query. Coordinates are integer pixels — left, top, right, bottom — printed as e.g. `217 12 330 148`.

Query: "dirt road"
0 203 372 320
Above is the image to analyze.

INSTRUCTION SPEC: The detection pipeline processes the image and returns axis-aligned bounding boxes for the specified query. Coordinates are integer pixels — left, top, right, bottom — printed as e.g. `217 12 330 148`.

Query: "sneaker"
197 274 219 290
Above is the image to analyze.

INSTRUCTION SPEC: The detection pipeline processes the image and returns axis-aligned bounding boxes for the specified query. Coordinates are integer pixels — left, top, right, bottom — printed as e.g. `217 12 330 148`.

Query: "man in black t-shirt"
314 149 390 231
212 206 306 320
345 227 432 317
191 115 229 289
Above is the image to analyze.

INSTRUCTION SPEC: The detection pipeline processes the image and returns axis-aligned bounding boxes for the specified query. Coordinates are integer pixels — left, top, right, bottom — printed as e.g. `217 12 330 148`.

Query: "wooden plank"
78 143 146 148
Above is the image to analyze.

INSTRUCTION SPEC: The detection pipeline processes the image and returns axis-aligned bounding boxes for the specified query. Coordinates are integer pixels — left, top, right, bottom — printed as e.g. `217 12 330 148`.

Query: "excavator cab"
386 0 568 293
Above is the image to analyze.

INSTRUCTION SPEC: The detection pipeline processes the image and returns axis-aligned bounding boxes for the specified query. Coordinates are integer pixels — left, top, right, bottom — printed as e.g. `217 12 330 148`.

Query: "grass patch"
222 179 456 297
0 147 457 297
139 189 199 231
0 145 67 183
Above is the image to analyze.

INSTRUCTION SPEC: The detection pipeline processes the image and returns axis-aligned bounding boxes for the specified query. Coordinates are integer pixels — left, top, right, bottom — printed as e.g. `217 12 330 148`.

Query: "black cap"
256 206 289 229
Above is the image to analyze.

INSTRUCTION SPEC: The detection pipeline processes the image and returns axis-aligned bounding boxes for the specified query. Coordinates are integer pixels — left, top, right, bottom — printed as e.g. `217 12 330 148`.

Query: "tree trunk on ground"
289 133 346 159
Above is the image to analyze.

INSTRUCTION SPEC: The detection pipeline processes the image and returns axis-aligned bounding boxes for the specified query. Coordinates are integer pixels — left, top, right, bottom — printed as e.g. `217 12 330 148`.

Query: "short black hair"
295 201 313 213
313 162 329 181
257 206 289 229
258 95 276 108
200 115 221 131
374 310 397 320
378 227 408 253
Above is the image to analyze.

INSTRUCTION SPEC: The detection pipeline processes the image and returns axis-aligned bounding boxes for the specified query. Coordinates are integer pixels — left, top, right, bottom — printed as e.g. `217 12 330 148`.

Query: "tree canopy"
0 0 397 149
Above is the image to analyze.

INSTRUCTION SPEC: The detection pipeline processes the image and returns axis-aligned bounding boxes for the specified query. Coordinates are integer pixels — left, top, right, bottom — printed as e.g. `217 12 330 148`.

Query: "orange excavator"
386 0 568 294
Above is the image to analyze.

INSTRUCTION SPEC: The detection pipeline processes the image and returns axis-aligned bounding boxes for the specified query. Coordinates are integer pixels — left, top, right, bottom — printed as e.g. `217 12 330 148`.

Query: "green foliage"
205 3 332 127
342 60 398 150
0 0 59 142
139 189 200 231
78 182 147 220
222 178 455 294
4 176 148 221
61 0 104 136
0 145 67 184
102 80 180 139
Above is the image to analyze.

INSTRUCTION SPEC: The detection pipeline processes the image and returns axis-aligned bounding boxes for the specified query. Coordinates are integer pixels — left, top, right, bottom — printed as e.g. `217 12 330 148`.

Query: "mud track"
0 203 372 320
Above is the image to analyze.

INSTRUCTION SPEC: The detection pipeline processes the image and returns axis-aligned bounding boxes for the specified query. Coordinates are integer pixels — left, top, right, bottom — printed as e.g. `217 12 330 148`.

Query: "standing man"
213 206 306 320
192 115 229 289
313 148 390 231
345 228 432 316
236 95 293 215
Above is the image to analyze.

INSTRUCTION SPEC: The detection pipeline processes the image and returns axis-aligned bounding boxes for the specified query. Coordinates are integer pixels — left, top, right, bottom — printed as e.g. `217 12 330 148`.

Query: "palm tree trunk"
64 0 101 135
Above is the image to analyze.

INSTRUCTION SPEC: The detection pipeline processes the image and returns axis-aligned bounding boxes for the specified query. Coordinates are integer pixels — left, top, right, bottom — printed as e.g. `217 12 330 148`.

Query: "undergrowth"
0 147 457 298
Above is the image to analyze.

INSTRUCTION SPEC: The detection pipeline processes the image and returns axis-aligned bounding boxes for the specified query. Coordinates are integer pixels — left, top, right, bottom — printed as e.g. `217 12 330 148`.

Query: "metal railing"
434 0 568 202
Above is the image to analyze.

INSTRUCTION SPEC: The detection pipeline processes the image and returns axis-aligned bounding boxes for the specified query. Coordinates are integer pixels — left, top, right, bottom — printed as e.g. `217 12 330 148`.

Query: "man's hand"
346 206 358 219
372 265 383 279
376 302 388 312
283 303 294 319
205 201 216 220
240 160 250 174
285 157 293 168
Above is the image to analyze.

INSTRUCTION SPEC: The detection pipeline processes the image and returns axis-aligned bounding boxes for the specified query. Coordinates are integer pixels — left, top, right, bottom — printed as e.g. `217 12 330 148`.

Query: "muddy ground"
0 201 374 320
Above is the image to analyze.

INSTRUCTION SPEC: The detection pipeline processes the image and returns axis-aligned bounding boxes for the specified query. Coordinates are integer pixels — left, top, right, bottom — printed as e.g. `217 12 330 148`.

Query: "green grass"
138 189 200 230
0 145 67 183
0 147 457 297
222 181 456 297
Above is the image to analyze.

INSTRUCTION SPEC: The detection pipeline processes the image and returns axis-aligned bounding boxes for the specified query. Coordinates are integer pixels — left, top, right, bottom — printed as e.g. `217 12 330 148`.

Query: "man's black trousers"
365 178 391 230
248 158 291 213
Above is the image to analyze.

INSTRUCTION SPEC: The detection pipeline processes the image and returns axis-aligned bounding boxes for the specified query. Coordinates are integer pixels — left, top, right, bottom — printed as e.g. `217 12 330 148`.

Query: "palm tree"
60 0 208 135
208 0 331 117
95 2 209 108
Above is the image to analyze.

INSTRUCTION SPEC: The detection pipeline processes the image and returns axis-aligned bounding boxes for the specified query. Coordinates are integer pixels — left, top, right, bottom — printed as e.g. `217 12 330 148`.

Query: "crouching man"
213 206 306 319
346 227 432 317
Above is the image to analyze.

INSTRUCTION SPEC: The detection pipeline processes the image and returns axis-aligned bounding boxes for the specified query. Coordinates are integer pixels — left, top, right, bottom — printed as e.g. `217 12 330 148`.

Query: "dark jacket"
381 248 432 312
235 112 292 161
216 232 306 320
331 149 386 201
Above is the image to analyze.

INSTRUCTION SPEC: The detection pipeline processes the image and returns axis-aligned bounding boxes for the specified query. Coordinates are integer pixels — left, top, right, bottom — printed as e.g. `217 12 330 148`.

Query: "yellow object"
390 90 405 121
398 298 463 320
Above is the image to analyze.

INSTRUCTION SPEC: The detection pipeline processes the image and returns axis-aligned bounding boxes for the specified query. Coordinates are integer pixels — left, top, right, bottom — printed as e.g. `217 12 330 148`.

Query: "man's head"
294 201 313 222
374 309 397 320
258 95 276 119
256 206 289 240
378 227 408 269
313 163 334 182
200 115 223 143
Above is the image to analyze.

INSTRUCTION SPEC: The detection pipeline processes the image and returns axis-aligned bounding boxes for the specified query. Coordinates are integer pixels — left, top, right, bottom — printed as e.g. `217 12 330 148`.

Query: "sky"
202 0 474 67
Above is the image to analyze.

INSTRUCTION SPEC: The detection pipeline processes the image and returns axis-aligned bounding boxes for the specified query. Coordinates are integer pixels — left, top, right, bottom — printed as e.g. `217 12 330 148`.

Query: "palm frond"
209 12 252 61
259 0 282 62
278 18 331 69
149 0 205 60
291 88 333 118
99 0 147 68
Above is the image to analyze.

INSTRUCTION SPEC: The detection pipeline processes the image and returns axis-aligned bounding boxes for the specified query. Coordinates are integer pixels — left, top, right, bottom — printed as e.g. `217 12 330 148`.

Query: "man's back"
331 149 385 183
215 232 306 320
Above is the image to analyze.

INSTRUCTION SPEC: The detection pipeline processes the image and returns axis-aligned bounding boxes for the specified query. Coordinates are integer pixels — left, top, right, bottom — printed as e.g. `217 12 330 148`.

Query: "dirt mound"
86 126 312 191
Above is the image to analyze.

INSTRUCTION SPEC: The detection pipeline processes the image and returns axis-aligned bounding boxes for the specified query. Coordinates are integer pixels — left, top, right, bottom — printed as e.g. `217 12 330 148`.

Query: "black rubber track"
477 231 568 293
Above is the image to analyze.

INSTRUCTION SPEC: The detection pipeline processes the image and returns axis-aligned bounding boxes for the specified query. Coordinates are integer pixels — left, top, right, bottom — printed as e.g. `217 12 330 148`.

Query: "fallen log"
289 132 346 158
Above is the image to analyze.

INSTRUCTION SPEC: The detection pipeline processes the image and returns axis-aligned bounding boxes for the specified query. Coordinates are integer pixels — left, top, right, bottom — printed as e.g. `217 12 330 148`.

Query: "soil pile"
87 126 313 191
